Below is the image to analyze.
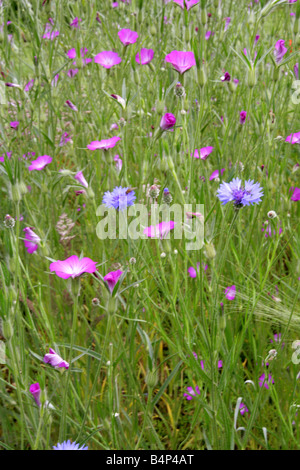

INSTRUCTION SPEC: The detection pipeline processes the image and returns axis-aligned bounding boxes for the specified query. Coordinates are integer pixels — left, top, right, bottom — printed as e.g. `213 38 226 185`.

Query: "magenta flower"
70 17 82 28
28 155 52 171
183 385 200 400
285 131 300 144
24 79 34 92
209 169 225 181
221 72 231 82
135 48 154 65
240 403 249 415
294 63 299 80
114 154 123 172
188 262 208 278
23 227 40 254
104 269 123 293
192 146 214 160
290 187 300 201
118 28 138 45
65 100 78 111
5 82 20 88
94 51 122 69
224 17 231 32
143 221 176 239
224 285 236 300
51 74 59 87
74 171 88 188
50 255 97 279
87 136 121 150
44 348 69 369
59 132 71 147
274 39 287 64
239 111 247 125
173 0 199 10
160 113 176 131
200 359 223 370
29 383 41 407
205 31 214 40
165 50 196 75
111 94 126 108
259 373 274 389
10 121 19 129
262 221 283 238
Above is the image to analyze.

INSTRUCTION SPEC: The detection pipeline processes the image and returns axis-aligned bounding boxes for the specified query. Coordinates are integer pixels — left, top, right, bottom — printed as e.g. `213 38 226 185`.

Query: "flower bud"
204 242 216 260
2 319 14 340
92 297 100 306
162 188 173 205
149 185 160 199
267 211 277 219
4 214 15 229
146 369 158 388
248 68 256 88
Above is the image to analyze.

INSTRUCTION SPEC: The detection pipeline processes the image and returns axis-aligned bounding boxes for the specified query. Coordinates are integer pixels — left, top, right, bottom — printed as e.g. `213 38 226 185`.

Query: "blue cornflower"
53 439 88 450
102 186 136 211
217 178 263 208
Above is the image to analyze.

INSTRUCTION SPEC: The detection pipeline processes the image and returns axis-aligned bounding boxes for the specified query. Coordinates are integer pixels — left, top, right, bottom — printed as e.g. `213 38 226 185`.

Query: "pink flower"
285 131 300 144
135 48 154 65
239 111 247 125
173 0 199 10
160 113 176 130
74 171 88 188
143 221 176 239
240 403 249 415
87 136 121 150
290 187 300 201
165 50 196 74
44 348 69 369
50 255 97 279
70 17 82 28
224 285 236 300
65 100 78 111
209 169 225 181
29 383 41 407
10 121 19 129
111 94 126 108
94 51 122 69
104 269 123 293
274 39 287 64
183 385 200 400
192 146 214 160
114 155 123 172
24 79 34 92
23 227 41 254
259 373 274 389
118 28 138 45
28 155 52 171
188 262 208 278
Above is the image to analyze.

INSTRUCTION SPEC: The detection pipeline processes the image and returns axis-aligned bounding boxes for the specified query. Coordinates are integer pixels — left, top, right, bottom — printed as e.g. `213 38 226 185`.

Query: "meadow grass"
0 0 299 450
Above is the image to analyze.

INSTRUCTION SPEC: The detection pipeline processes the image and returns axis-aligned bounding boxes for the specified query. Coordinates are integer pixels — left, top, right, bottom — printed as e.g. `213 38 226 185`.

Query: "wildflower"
50 255 97 279
143 221 176 239
187 263 208 278
173 0 199 10
217 178 264 207
294 63 299 80
65 100 78 111
118 28 138 45
221 72 231 81
262 221 283 238
200 359 223 370
28 155 52 171
224 17 231 32
259 373 274 389
114 155 123 172
209 169 225 181
94 51 122 69
192 146 214 160
53 440 88 450
174 82 186 98
87 136 121 151
161 252 166 258
4 214 15 229
59 132 71 147
51 74 59 87
104 270 123 293
10 121 19 129
23 227 40 254
24 79 34 92
165 50 196 75
274 39 287 64
102 186 136 210
183 385 201 400
70 17 82 28
149 185 160 199
160 113 176 131
162 188 173 204
239 111 247 125
43 348 69 369
286 132 300 144
135 48 154 65
29 383 41 407
224 285 236 300
239 403 249 415
290 187 300 201
74 171 88 188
